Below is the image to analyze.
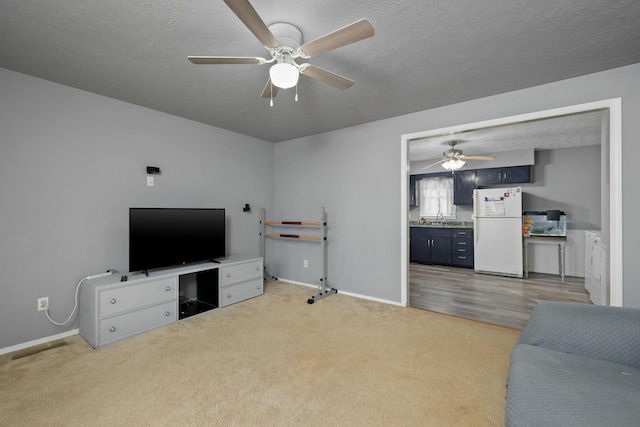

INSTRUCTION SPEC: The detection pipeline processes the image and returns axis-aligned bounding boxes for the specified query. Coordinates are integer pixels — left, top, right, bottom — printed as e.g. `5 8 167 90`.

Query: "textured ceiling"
1 1 639 143
409 109 605 162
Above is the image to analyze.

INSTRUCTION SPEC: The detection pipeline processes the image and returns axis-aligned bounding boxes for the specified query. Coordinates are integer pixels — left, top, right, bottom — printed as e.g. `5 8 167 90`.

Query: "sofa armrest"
517 301 640 369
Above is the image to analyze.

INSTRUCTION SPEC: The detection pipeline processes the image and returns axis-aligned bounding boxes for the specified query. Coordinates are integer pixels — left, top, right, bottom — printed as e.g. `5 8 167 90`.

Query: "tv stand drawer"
220 260 262 286
99 300 176 346
99 277 177 316
220 278 263 307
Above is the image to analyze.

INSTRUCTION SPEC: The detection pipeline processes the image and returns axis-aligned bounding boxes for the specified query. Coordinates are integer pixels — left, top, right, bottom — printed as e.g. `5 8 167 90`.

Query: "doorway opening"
400 99 622 311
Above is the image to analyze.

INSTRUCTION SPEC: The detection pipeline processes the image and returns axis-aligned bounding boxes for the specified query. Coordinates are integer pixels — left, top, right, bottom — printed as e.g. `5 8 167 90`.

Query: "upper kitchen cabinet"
409 175 418 207
453 170 476 205
476 165 531 186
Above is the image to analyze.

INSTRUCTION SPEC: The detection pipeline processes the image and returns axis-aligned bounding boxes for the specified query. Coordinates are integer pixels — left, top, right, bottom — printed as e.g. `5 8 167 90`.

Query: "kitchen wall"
525 145 602 276
0 68 275 350
524 145 601 230
273 62 640 307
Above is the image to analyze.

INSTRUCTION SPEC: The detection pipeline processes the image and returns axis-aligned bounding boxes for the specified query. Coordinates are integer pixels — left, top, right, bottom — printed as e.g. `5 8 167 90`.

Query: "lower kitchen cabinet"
451 229 474 268
410 227 452 265
410 227 474 268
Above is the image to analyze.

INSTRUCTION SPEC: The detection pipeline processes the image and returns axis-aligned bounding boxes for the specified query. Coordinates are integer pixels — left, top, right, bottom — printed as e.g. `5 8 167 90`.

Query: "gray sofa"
505 301 640 426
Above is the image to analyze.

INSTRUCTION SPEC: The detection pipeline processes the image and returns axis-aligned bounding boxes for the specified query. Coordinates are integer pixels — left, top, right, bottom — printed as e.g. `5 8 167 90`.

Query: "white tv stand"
79 255 263 348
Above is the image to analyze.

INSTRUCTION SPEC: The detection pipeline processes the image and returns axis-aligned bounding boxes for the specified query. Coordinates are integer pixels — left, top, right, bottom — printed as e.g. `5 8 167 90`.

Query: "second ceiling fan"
423 140 497 172
188 0 375 100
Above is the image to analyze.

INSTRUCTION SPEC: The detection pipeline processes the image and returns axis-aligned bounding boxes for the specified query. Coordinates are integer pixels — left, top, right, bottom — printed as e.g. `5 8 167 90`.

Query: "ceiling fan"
423 140 497 172
188 0 375 102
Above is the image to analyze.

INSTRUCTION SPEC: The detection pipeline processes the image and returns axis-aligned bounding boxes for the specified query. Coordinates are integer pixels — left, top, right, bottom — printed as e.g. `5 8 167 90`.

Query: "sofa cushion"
517 302 640 369
506 344 640 426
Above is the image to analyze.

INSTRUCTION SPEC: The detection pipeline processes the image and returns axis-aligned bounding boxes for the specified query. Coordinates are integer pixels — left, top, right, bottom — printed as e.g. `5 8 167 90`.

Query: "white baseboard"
0 329 79 356
276 278 405 307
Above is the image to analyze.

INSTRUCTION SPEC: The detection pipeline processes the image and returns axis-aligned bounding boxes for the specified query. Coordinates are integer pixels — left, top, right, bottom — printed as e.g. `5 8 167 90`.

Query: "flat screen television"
129 208 225 272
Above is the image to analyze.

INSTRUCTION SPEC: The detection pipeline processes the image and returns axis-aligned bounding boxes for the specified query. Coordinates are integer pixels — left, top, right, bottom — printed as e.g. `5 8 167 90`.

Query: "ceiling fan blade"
223 0 279 49
300 64 354 90
188 56 266 65
299 18 374 57
461 155 497 161
422 159 447 170
260 79 280 98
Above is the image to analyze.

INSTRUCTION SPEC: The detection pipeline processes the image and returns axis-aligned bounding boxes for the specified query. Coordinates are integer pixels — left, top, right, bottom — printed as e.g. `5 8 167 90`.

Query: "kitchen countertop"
410 221 474 229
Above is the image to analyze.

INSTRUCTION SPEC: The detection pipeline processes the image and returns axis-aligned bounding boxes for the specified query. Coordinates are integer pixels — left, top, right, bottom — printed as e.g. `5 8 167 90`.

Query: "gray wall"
3 62 640 350
272 127 400 301
0 68 274 349
272 63 640 306
524 146 601 230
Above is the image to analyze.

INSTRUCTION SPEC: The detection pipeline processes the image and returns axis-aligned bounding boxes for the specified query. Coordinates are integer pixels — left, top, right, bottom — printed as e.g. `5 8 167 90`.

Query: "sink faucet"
436 212 444 221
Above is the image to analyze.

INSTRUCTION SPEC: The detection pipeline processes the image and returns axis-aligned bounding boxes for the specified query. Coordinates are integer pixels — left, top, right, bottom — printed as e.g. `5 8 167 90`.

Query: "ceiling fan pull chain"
270 81 274 107
295 84 299 102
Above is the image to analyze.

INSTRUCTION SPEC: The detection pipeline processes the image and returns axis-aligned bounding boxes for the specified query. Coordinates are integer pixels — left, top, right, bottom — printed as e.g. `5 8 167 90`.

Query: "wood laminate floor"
409 263 592 329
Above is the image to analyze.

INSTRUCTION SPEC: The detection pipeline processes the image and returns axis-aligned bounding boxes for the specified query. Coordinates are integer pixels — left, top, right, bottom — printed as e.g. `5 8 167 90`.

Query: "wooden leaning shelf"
260 208 337 304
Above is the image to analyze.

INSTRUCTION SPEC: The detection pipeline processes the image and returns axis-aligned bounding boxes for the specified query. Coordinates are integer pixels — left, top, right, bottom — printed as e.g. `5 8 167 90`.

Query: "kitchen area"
408 111 607 327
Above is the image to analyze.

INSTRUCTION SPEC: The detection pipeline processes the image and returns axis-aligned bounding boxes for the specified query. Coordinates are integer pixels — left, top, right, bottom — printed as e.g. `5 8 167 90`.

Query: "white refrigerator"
473 187 523 277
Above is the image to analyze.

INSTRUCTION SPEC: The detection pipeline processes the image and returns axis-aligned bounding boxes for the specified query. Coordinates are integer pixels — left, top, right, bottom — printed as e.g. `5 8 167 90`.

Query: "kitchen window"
419 176 456 219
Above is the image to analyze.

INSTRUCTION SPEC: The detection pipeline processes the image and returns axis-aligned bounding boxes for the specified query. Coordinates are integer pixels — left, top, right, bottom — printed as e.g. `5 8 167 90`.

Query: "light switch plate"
147 176 154 186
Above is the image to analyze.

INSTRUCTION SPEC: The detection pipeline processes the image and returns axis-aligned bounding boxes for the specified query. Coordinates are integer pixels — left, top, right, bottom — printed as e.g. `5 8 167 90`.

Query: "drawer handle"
257 285 261 289
110 298 117 304
227 294 232 299
458 256 466 259
227 273 231 278
165 311 171 317
458 242 466 245
165 286 171 292
459 232 466 235
109 326 116 333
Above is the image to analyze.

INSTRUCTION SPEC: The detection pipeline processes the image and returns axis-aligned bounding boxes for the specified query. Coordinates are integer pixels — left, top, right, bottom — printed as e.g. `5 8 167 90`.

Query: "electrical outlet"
303 260 308 268
38 297 48 312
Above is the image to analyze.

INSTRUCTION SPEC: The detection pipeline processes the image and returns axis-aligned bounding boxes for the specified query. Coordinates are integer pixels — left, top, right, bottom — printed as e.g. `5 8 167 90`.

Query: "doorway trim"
400 98 622 307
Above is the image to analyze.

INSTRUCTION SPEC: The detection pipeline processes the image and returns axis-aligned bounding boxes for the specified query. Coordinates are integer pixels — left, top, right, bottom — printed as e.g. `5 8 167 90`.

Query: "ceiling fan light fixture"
269 63 299 89
442 158 466 171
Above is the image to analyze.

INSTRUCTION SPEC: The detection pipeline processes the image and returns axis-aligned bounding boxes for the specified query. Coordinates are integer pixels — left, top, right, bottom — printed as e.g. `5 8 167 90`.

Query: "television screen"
129 208 225 272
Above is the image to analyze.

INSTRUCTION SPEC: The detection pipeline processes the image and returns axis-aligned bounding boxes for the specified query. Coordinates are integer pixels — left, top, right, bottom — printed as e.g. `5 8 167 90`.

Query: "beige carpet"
0 281 520 426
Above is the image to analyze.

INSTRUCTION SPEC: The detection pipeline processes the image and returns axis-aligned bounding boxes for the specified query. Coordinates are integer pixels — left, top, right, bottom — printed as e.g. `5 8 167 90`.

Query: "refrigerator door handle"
473 189 478 243
474 217 478 243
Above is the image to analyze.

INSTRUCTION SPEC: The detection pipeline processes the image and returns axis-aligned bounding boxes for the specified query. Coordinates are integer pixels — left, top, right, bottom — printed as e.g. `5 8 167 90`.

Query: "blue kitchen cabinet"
410 227 430 263
476 166 531 186
410 227 452 265
453 170 476 205
451 228 474 268
409 175 418 207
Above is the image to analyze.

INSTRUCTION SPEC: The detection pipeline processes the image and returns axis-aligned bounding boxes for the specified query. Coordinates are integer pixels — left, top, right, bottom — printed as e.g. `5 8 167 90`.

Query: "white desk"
523 236 567 282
